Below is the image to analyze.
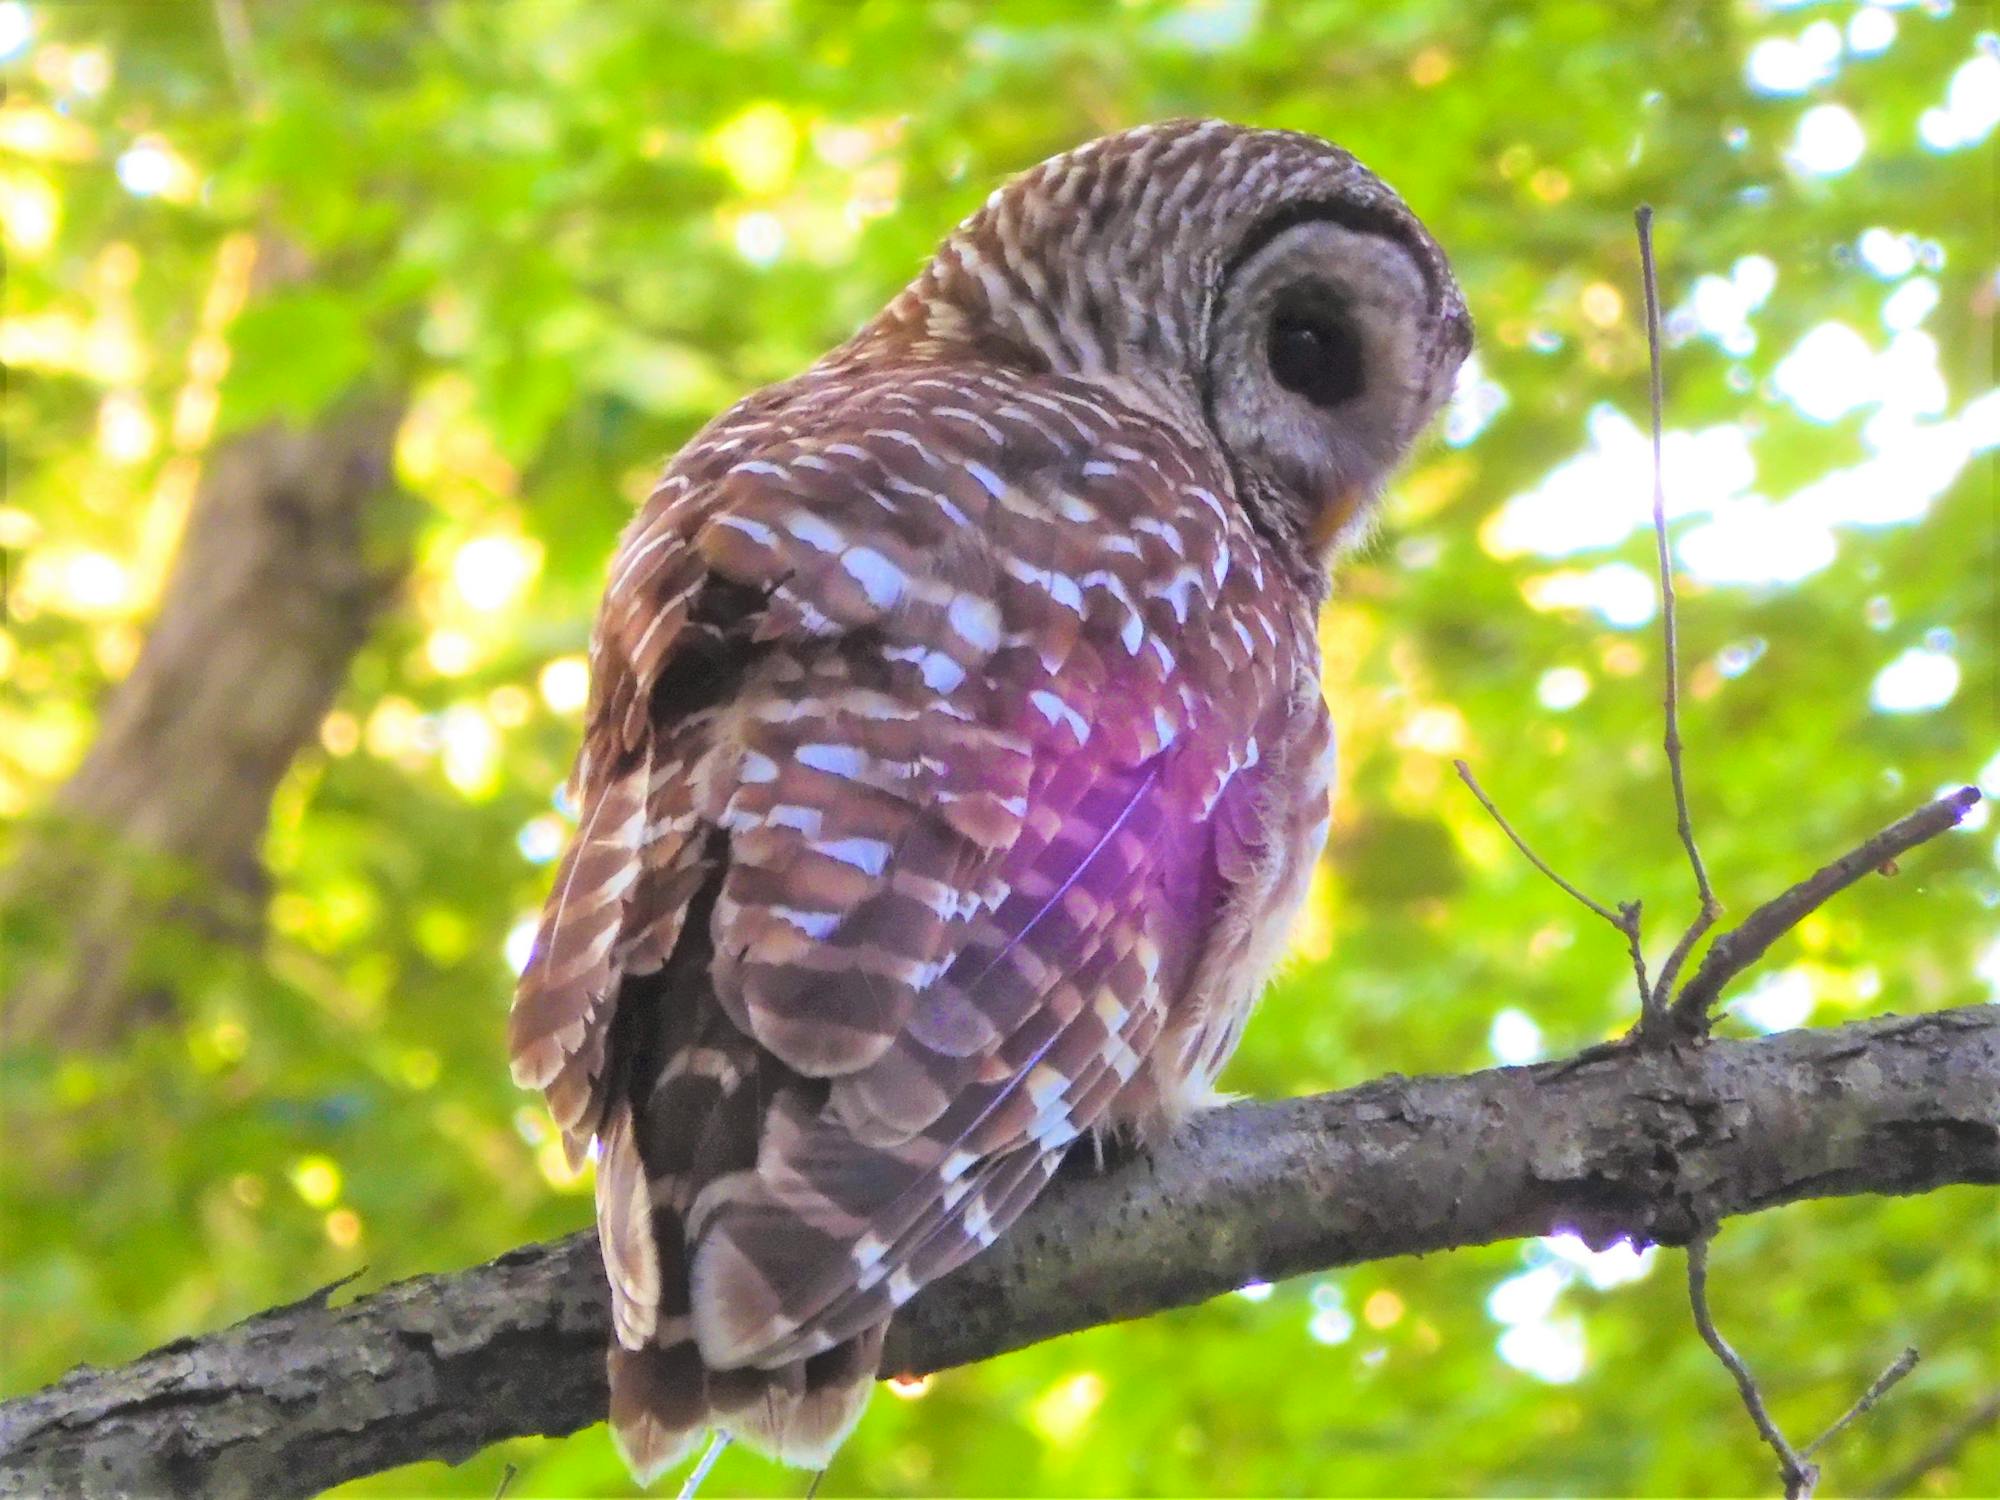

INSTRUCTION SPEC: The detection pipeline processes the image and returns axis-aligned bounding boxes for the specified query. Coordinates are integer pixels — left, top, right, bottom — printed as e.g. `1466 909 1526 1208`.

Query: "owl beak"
1310 484 1369 553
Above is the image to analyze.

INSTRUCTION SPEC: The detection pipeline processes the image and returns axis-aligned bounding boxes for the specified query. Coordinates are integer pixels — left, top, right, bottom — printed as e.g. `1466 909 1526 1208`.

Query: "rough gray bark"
4 1005 1993 1499
3 379 407 1046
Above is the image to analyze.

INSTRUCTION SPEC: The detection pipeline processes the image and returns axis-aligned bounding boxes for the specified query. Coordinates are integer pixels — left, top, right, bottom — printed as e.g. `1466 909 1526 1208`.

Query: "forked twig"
1672 786 1981 1024
1687 1236 1818 1498
1801 1347 1920 1461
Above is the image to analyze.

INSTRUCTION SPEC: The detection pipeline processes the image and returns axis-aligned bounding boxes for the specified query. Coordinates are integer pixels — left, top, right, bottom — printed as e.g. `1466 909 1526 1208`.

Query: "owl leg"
678 1430 730 1499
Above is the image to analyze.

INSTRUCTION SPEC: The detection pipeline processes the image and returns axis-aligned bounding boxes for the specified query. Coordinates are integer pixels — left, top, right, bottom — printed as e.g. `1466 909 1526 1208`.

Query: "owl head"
877 118 1472 560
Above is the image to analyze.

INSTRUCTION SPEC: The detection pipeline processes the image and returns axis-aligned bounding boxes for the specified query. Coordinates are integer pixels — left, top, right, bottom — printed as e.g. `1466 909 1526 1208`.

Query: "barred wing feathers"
507 366 1315 1475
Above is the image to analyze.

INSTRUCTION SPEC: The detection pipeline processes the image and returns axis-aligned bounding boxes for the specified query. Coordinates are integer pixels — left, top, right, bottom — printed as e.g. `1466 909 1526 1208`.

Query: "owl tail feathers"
608 1327 888 1487
608 1343 710 1487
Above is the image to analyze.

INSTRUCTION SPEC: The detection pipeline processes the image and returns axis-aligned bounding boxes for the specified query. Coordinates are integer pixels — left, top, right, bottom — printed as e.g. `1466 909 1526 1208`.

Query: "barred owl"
509 118 1468 1479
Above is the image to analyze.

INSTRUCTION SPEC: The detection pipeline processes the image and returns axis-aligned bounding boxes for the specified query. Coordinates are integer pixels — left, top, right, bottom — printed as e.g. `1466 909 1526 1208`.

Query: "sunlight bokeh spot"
1677 499 1837 586
0 167 58 256
365 697 423 759
425 629 478 677
1487 1266 1563 1326
1978 749 2000 802
96 391 157 464
0 2 28 60
504 916 539 977
0 103 93 161
320 711 360 757
1541 1234 1657 1290
1523 562 1656 629
1882 276 1939 331
31 548 133 619
1745 24 1840 96
1363 1290 1406 1329
441 705 500 796
1284 863 1336 964
535 1137 588 1191
1443 353 1506 447
452 534 541 613
487 684 534 727
711 102 798 195
116 134 198 200
517 815 566 864
1487 1008 1544 1065
1483 406 1753 561
1715 637 1767 679
0 506 39 551
1396 705 1466 756
1919 50 2000 149
290 1156 342 1209
1859 225 1919 278
1979 938 2000 998
539 655 590 714
1308 1306 1355 1346
1579 282 1623 328
1535 667 1590 712
732 210 785 266
1849 6 1897 53
1307 1280 1355 1345
1030 1372 1105 1446
1870 647 1960 713
1408 46 1451 86
1772 321 1877 423
1497 1316 1586 1384
325 1209 362 1248
1733 968 1816 1033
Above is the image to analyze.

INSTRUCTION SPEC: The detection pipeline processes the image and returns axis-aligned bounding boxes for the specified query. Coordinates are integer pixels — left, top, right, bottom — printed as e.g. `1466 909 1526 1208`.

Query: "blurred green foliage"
2 1 1995 1495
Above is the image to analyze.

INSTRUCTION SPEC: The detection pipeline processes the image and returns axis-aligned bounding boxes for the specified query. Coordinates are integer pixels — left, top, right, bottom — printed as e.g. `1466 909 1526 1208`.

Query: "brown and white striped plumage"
509 119 1469 1480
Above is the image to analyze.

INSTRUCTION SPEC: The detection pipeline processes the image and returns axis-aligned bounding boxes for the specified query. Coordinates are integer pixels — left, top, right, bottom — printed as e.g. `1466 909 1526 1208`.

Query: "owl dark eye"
1267 306 1365 408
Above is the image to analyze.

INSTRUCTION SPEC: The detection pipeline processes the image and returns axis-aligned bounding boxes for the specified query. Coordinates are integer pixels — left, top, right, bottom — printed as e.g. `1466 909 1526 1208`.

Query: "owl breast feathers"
508 117 1468 1480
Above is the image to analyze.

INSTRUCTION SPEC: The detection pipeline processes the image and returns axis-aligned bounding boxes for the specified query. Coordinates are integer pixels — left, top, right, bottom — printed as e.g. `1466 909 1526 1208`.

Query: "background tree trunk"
3 236 410 1045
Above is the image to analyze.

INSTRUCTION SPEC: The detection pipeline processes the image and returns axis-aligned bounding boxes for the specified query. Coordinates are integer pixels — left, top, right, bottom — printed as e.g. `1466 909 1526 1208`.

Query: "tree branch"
1865 1388 2000 1497
4 1006 1994 1499
1672 786 1982 1025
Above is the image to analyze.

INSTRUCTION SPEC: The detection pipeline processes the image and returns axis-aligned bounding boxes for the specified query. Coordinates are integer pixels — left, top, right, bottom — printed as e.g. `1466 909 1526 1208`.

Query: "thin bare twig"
1687 1235 1818 1498
1617 899 1654 1007
1452 761 1625 929
1673 786 1982 1024
1453 760 1653 1008
1865 1389 2000 1497
1634 205 1722 1024
492 1461 518 1500
1801 1347 1920 1460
